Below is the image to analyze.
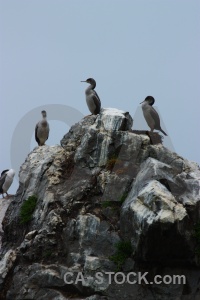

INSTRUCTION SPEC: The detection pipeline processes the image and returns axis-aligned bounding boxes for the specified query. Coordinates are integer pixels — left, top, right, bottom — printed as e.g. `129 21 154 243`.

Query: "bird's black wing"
35 123 40 145
93 91 101 114
0 173 7 193
94 90 101 103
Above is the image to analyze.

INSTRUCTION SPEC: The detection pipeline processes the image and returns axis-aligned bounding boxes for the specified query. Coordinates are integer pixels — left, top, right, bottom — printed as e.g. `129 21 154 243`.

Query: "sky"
0 0 200 194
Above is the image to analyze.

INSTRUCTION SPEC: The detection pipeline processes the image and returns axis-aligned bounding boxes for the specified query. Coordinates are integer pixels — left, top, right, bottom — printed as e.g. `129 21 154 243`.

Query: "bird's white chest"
3 175 13 192
37 121 49 137
142 105 151 118
142 103 155 127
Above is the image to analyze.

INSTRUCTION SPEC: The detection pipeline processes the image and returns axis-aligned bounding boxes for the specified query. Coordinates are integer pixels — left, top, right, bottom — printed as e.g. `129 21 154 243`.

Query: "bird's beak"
140 100 145 104
81 81 86 82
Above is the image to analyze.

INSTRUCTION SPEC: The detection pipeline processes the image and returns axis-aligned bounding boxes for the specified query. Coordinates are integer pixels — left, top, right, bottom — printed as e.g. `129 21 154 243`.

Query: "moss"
119 192 128 204
109 240 132 271
19 195 37 224
101 200 113 208
194 222 200 239
101 192 128 209
101 200 122 209
43 250 53 258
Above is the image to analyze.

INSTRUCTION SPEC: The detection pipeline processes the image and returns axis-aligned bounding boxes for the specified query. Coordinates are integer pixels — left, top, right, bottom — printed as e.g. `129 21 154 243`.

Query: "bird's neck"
41 117 48 126
141 102 149 108
86 83 96 94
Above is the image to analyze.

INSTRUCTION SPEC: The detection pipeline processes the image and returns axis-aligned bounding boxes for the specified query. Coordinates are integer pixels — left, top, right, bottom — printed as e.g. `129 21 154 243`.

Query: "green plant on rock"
19 195 37 224
109 240 132 271
101 200 113 208
119 192 128 204
43 250 53 258
101 193 129 209
101 200 122 209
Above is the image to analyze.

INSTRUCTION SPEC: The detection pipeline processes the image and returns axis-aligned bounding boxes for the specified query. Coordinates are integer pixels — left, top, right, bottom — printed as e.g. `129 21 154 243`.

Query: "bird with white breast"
81 78 101 115
0 169 15 199
35 110 50 146
140 96 167 136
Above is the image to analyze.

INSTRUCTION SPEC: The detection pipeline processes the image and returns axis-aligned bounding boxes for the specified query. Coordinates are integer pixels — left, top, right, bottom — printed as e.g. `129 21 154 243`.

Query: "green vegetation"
19 195 37 224
119 192 128 204
109 240 132 271
43 250 53 258
101 192 128 209
101 200 113 208
194 222 200 257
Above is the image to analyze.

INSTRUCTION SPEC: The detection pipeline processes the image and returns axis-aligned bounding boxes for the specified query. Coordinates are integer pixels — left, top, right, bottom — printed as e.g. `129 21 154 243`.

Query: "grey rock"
121 155 200 263
85 295 107 300
95 108 133 131
0 108 200 300
0 198 12 248
0 250 16 287
122 258 135 272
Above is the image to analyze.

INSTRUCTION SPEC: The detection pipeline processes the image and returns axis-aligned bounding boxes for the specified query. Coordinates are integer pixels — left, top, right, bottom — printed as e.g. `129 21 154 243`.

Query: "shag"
140 96 167 136
0 169 15 198
35 110 50 146
81 78 101 115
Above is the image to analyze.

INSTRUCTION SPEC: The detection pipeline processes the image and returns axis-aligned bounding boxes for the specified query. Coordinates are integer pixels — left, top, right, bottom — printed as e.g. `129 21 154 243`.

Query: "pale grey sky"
0 0 200 193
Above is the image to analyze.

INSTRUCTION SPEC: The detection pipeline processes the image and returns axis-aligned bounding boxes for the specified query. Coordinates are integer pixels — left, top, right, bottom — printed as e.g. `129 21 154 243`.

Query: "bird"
35 110 50 146
0 169 15 199
140 96 167 136
81 78 101 115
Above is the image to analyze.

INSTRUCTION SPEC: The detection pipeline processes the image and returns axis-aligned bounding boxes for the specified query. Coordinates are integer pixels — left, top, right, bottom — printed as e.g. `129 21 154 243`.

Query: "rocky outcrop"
0 199 12 248
0 108 200 300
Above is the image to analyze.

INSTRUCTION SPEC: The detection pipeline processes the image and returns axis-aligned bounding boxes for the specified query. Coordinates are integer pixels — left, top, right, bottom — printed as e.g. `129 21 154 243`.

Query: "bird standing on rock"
0 169 15 199
35 110 50 146
81 78 101 115
140 96 167 136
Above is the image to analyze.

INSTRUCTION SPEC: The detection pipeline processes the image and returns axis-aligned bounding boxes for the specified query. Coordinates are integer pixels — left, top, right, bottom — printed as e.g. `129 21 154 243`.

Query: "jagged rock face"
121 156 200 264
0 108 200 300
0 199 11 248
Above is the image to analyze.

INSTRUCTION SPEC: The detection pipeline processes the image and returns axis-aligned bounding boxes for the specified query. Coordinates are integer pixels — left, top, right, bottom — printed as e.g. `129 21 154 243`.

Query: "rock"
95 108 133 131
25 230 38 241
0 250 16 287
0 198 12 248
122 258 135 272
121 155 200 264
85 295 107 300
0 108 200 299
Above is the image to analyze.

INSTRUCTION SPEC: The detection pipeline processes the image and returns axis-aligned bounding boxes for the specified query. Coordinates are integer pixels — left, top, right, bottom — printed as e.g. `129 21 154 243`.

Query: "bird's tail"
160 128 167 136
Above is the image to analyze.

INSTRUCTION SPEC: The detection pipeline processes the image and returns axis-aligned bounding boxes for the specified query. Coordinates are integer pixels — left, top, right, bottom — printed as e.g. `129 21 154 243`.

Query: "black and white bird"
140 96 167 136
35 110 50 146
0 169 15 198
81 78 101 115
